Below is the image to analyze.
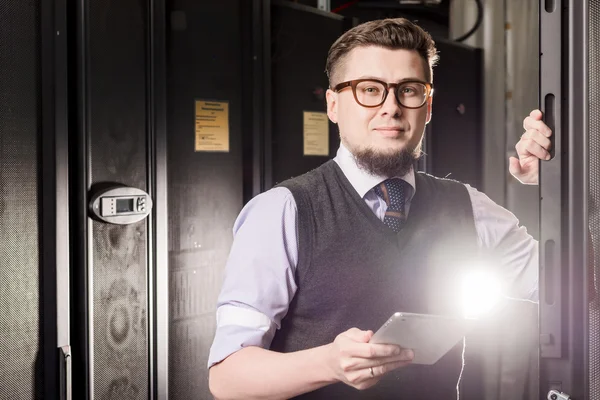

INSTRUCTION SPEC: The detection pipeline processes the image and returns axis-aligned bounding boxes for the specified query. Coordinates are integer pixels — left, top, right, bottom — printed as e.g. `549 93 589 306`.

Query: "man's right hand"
326 327 414 390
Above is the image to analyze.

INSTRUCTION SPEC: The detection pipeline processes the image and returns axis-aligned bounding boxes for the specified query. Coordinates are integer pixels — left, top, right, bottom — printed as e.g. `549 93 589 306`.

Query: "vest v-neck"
330 161 426 242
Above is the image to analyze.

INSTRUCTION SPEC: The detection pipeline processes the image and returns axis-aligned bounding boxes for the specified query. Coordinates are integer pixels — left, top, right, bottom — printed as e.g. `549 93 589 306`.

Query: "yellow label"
303 111 329 156
195 100 229 152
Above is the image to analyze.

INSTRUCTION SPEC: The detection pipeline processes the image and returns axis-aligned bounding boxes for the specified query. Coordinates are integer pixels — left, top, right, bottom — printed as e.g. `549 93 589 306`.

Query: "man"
208 18 549 399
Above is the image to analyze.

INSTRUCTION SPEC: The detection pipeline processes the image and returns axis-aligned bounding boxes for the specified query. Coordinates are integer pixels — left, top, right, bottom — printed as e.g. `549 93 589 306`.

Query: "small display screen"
116 198 134 213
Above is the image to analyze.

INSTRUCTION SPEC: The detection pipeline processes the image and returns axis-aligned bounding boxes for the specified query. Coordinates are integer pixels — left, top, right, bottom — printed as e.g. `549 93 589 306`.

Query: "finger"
374 348 414 364
347 358 412 391
530 109 542 120
371 359 413 377
523 117 552 137
523 116 551 135
522 110 542 129
339 348 413 374
516 138 551 161
508 156 522 177
350 342 403 359
351 349 415 370
521 129 552 150
345 369 381 390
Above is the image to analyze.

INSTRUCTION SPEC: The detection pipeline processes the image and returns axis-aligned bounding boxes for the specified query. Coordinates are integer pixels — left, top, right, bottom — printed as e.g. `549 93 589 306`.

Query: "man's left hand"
509 109 553 185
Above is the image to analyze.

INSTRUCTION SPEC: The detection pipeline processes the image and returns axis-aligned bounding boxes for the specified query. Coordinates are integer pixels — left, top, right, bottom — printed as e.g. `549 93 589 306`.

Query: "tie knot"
374 179 407 211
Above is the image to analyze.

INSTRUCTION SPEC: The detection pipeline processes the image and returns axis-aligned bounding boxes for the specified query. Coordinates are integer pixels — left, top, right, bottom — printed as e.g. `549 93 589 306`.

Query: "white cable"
503 295 538 304
455 336 466 400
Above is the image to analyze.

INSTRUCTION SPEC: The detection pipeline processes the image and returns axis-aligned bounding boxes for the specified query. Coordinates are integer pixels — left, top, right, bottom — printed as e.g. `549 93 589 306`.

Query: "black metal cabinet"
0 0 71 398
539 0 599 399
69 0 168 399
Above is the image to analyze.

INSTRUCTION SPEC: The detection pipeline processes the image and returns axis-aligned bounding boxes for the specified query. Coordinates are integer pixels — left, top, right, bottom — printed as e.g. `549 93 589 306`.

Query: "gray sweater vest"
271 160 479 399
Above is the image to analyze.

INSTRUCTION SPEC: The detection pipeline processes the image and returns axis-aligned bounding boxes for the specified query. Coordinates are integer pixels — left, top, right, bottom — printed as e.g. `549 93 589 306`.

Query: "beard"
349 143 422 178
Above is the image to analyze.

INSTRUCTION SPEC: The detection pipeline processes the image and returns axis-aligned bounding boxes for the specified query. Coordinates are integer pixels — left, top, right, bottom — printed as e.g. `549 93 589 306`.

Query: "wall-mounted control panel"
89 186 152 225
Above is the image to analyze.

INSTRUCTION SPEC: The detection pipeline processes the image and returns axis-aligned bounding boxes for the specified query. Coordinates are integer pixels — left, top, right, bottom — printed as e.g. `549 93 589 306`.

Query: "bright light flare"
461 270 502 319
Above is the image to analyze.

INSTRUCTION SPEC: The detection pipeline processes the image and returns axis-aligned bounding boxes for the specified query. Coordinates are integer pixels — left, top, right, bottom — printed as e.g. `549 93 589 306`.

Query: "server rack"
539 0 598 398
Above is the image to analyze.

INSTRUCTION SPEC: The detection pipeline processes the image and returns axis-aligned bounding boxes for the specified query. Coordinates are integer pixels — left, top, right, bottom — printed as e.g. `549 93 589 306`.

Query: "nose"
380 87 402 117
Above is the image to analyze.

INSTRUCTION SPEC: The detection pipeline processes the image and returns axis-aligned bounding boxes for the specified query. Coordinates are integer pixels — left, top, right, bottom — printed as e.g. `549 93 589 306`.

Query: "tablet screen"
369 312 476 365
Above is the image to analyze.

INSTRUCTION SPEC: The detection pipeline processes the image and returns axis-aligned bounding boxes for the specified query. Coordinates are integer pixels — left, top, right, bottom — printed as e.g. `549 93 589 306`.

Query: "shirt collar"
333 143 416 199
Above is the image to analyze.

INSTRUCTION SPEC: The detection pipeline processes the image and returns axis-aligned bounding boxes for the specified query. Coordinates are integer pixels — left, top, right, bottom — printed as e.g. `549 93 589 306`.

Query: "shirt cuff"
207 323 277 368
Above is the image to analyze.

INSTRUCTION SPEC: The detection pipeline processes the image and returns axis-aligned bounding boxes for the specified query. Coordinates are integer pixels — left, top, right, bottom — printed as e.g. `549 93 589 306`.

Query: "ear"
326 88 338 124
425 97 433 125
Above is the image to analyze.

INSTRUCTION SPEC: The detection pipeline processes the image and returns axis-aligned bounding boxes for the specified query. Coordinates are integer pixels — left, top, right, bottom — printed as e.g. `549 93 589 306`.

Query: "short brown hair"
325 18 439 87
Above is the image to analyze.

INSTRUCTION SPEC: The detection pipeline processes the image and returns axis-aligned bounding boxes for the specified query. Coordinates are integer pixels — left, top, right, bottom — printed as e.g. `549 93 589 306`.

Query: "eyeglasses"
333 79 434 109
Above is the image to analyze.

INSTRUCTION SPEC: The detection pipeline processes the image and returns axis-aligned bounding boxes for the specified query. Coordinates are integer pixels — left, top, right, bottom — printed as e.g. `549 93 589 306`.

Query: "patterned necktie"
373 178 408 233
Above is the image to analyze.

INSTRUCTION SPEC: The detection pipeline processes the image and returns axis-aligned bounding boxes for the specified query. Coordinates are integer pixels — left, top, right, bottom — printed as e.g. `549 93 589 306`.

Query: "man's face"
326 46 432 169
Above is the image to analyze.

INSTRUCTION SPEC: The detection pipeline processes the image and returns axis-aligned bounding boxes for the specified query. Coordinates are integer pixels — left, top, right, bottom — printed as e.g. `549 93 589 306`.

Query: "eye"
400 86 417 95
363 86 381 94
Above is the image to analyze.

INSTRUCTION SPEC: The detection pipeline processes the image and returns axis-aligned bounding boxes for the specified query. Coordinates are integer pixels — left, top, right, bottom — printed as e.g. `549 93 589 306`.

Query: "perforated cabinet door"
0 0 44 398
76 0 151 398
166 1 244 399
588 1 600 397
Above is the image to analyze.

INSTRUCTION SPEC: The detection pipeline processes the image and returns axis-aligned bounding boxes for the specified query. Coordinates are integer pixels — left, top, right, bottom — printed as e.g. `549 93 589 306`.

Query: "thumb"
509 156 522 177
344 328 373 342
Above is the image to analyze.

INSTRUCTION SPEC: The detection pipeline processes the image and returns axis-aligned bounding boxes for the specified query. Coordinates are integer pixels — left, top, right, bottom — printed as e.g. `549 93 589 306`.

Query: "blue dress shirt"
207 144 539 368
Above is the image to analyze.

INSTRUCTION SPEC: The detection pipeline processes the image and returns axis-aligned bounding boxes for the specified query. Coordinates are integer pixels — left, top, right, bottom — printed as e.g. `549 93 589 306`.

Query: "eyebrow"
355 75 426 83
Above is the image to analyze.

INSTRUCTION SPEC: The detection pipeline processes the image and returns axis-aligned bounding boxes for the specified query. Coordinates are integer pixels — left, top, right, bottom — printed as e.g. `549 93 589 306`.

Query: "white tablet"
369 312 476 365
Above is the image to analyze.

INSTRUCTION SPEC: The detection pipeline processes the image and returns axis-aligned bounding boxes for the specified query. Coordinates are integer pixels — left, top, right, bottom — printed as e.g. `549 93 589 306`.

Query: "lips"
375 127 405 131
374 127 405 137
